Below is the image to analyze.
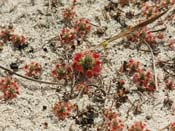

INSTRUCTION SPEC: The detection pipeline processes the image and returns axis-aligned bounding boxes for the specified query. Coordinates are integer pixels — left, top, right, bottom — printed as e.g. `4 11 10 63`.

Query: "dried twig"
0 65 60 85
90 9 170 50
150 27 167 33
141 39 158 90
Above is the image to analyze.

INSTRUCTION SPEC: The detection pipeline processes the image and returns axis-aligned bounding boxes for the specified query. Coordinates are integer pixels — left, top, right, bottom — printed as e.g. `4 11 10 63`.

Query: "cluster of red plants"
127 27 164 48
120 59 155 92
133 70 155 92
0 77 19 100
59 19 91 44
122 59 140 75
63 8 76 22
51 50 101 119
143 4 160 18
143 31 164 49
142 0 175 18
103 109 151 131
59 0 91 45
51 50 101 81
23 62 42 78
104 109 124 131
62 0 77 21
0 28 25 49
20 51 101 82
51 63 72 80
53 101 73 120
73 51 101 78
128 121 150 131
52 0 100 119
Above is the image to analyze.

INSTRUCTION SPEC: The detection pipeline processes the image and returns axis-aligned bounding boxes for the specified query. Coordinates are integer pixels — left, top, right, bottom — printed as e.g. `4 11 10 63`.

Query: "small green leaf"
101 40 109 48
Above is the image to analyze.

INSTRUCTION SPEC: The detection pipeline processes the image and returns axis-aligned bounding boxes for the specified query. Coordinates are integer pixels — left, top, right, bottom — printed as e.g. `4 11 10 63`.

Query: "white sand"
0 0 175 131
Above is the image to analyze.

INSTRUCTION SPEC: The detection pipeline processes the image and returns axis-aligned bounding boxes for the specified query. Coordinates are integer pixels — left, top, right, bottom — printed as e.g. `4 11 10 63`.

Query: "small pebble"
42 105 47 111
10 62 18 70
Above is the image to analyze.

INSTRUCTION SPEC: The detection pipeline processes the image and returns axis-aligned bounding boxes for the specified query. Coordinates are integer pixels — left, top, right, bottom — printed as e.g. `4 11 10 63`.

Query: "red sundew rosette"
128 121 150 131
145 32 158 46
53 101 72 120
109 118 124 131
104 110 124 131
74 18 91 38
0 78 8 92
51 64 72 80
0 77 19 100
126 59 140 74
72 51 101 78
104 110 118 121
23 62 42 78
133 70 155 91
145 7 160 18
10 34 25 47
141 71 152 87
146 81 156 92
63 7 76 21
59 28 75 44
3 82 19 100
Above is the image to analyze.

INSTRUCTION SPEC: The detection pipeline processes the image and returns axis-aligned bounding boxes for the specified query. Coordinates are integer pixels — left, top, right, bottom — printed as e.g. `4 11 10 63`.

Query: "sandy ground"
0 0 175 131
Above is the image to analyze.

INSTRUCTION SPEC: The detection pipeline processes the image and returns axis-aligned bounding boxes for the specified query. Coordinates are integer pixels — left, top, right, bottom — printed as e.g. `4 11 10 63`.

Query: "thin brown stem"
141 39 158 90
0 65 60 85
89 9 171 51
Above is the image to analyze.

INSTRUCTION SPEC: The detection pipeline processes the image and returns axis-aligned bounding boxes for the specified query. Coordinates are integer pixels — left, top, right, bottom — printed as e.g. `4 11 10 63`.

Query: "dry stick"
150 27 167 33
141 39 158 90
90 9 170 51
0 65 60 85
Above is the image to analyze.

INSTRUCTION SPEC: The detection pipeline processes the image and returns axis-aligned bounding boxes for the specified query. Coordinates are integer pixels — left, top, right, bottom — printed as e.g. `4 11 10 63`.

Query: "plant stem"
0 65 60 85
141 39 158 90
